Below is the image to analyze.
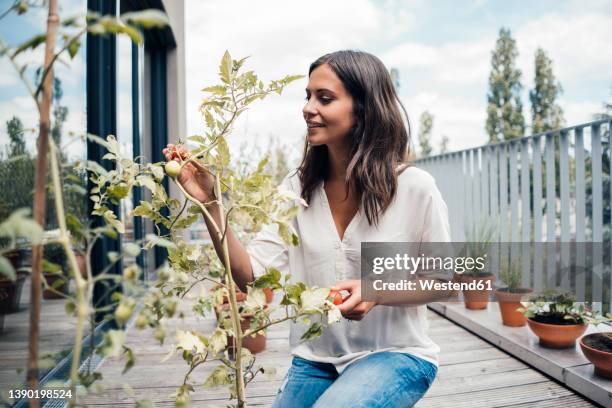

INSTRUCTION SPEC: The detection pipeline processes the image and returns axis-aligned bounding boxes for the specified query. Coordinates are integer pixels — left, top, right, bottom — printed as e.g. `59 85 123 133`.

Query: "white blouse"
246 166 451 372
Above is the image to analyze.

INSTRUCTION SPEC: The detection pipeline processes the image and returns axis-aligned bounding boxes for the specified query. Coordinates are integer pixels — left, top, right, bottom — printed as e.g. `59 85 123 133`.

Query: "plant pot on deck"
580 332 612 379
494 288 532 327
217 303 268 357
527 318 587 348
0 250 28 314
462 274 495 310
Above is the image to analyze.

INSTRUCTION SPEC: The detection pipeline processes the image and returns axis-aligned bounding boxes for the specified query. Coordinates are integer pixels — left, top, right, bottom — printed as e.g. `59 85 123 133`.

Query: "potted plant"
580 332 612 379
42 243 68 299
0 248 28 313
494 260 532 326
520 290 609 348
461 221 496 310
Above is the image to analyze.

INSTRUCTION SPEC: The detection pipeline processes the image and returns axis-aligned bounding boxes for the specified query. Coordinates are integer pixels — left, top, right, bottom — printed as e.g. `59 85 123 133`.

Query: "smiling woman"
247 50 452 408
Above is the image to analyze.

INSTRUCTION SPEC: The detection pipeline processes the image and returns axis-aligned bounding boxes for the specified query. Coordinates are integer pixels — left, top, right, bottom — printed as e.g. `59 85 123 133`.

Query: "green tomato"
154 326 165 343
114 303 133 324
165 161 181 178
135 314 148 330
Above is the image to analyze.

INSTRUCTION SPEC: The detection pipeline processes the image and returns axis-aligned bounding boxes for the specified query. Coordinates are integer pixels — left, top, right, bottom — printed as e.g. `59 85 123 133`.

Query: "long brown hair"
296 50 411 226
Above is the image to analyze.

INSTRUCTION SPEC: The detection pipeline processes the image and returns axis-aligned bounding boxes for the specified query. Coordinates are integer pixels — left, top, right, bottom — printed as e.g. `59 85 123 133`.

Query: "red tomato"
328 290 343 305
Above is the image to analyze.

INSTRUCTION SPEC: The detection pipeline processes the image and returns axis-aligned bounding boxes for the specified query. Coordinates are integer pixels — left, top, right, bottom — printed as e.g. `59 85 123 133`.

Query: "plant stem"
49 139 88 406
27 1 58 406
215 174 247 407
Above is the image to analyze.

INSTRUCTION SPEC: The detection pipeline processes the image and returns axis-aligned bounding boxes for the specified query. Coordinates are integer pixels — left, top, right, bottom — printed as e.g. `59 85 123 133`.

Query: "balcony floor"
74 299 598 407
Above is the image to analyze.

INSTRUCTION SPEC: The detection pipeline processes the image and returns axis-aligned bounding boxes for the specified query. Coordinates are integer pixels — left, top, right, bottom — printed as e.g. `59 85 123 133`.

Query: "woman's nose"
302 99 317 117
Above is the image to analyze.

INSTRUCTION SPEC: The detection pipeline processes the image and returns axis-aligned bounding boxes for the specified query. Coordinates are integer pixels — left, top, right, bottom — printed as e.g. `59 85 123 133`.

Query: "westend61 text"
372 278 493 291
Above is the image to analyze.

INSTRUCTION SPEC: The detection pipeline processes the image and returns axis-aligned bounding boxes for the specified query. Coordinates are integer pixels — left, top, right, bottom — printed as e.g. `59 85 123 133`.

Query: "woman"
163 50 451 408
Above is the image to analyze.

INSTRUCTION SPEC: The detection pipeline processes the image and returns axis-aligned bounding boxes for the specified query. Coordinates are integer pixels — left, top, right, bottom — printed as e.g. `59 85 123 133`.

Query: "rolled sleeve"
246 221 289 279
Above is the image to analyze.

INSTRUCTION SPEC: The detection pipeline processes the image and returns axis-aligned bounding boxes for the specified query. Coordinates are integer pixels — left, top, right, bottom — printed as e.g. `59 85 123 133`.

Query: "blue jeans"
272 352 437 408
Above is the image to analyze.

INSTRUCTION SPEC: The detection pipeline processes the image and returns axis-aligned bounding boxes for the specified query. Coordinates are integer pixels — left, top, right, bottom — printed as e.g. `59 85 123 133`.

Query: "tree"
486 28 525 142
440 135 449 154
418 111 433 158
7 116 26 157
529 48 564 133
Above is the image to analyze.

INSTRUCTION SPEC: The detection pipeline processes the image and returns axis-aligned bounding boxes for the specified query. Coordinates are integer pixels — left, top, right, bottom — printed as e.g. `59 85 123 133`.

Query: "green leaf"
122 346 135 374
209 328 227 354
67 38 81 59
203 365 232 388
300 288 329 313
12 34 46 58
201 85 226 95
219 51 232 84
0 208 44 244
121 9 170 29
146 234 177 249
253 267 282 290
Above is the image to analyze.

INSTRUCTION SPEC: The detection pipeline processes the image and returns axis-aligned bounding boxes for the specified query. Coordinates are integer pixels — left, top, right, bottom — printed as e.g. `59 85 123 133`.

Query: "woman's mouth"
307 121 325 129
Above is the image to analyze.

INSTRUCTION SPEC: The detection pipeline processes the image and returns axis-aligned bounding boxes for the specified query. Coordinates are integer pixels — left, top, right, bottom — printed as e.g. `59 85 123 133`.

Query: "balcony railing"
416 119 611 312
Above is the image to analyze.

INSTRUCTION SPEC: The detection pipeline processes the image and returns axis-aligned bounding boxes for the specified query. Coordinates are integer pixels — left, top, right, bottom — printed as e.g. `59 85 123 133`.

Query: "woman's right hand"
162 143 216 204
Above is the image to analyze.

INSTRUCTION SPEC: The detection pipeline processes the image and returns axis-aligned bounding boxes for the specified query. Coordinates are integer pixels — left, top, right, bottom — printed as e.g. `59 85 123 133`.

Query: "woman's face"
303 63 354 148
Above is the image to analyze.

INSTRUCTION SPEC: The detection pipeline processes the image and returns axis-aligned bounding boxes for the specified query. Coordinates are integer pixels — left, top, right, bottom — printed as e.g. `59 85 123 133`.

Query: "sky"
184 0 612 162
0 0 610 164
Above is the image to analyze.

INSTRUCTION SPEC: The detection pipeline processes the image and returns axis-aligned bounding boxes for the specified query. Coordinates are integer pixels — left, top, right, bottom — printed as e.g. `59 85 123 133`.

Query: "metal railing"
416 119 611 312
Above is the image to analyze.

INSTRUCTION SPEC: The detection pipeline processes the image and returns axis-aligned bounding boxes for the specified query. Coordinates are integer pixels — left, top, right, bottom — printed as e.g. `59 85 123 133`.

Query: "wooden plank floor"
0 277 90 395
78 300 599 408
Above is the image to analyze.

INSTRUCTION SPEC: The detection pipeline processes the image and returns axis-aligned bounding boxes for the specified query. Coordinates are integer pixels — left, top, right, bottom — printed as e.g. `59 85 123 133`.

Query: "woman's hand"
331 280 377 321
162 143 216 204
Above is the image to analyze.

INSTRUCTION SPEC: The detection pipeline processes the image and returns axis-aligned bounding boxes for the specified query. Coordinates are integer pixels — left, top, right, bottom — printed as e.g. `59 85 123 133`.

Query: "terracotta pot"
527 318 587 348
0 251 27 313
494 288 532 327
42 272 69 299
462 274 495 310
0 272 27 313
218 303 268 357
580 333 612 379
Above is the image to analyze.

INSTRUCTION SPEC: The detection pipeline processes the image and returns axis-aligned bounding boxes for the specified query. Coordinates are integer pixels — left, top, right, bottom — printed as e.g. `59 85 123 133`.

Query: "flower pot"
527 318 586 348
580 332 612 379
494 288 532 327
0 250 27 313
0 272 27 313
218 303 268 357
462 274 495 310
42 272 68 299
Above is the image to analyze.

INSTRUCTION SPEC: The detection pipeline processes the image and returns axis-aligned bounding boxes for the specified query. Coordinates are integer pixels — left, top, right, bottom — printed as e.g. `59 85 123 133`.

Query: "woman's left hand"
332 280 377 321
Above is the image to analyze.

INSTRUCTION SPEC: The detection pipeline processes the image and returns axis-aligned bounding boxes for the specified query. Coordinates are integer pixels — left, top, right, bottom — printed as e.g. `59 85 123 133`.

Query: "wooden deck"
0 277 90 397
78 300 599 408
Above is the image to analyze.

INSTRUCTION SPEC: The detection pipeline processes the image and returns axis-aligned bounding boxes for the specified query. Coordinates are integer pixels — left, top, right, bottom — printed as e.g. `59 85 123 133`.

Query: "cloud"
184 0 417 156
515 13 612 86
